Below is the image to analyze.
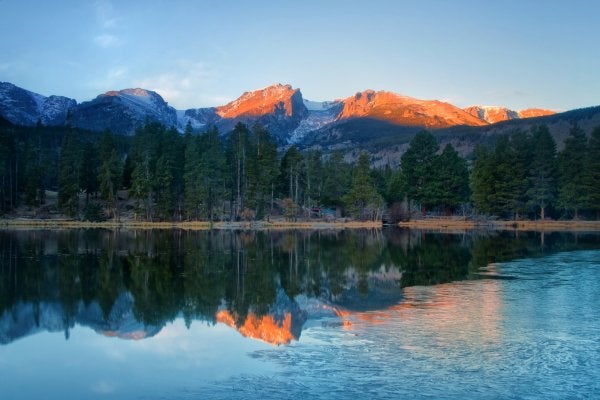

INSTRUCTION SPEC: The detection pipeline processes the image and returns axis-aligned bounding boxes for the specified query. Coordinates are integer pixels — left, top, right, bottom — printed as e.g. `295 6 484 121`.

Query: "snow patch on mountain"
290 100 342 143
0 82 76 126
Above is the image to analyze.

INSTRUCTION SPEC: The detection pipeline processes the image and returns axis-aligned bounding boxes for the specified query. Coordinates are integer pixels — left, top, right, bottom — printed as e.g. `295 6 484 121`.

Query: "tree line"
0 117 598 221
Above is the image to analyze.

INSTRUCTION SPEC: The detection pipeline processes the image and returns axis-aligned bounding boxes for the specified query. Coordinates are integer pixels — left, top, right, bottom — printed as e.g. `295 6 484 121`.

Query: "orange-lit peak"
518 108 555 118
464 105 556 124
337 90 487 128
103 88 156 99
215 83 302 119
216 310 296 346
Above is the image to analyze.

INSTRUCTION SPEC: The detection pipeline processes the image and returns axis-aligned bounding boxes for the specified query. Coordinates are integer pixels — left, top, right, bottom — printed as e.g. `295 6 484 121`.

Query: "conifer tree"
249 124 278 218
470 145 495 214
508 130 533 219
322 151 351 208
343 152 384 220
304 150 323 211
80 140 99 204
98 131 123 220
58 131 82 216
226 123 251 219
526 125 557 220
198 126 227 220
386 168 407 204
130 123 161 220
557 124 589 218
23 140 44 207
586 126 600 219
430 144 470 214
277 146 304 206
400 130 439 213
183 125 202 219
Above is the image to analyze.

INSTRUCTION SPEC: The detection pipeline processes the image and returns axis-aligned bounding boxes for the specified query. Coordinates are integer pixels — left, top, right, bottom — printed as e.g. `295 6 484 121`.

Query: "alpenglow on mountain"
0 81 557 143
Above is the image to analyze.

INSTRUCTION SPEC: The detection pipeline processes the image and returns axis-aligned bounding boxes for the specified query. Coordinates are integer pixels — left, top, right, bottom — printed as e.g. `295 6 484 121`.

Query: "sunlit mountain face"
1 229 598 346
1 81 567 146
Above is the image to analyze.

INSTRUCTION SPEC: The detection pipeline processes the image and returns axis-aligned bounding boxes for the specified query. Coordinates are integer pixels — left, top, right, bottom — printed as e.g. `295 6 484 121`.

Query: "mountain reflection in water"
0 229 598 346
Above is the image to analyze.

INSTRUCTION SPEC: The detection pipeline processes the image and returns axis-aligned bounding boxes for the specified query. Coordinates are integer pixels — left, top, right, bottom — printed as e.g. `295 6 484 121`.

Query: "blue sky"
0 0 598 111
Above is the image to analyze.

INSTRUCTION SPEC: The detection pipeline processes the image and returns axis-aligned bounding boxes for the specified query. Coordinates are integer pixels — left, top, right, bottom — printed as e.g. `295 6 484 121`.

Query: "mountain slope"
0 81 592 155
179 83 308 144
68 88 177 135
0 82 76 126
338 90 487 128
299 106 600 166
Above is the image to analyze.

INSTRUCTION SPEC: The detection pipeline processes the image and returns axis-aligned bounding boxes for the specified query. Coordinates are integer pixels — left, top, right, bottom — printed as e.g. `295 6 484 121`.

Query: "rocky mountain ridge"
0 81 567 145
464 105 555 124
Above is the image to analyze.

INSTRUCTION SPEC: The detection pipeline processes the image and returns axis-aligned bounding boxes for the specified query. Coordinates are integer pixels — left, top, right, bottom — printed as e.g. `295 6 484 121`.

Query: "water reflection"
0 229 598 346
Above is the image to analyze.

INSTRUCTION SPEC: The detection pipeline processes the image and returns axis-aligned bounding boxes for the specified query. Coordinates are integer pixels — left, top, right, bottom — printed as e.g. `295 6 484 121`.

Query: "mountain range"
1 81 599 159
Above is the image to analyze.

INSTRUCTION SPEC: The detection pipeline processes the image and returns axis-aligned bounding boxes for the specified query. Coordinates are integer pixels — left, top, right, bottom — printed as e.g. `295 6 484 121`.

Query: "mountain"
180 83 308 144
464 105 555 124
518 108 556 119
0 292 161 345
68 88 177 135
289 99 342 143
0 82 76 126
338 90 487 128
2 81 595 157
300 105 600 167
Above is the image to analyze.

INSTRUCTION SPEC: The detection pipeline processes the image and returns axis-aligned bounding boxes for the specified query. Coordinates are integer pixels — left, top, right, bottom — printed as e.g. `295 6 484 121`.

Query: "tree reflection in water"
0 229 598 345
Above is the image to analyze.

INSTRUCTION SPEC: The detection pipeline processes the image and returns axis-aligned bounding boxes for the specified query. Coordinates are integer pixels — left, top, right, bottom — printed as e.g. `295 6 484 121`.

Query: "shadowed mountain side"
299 106 600 166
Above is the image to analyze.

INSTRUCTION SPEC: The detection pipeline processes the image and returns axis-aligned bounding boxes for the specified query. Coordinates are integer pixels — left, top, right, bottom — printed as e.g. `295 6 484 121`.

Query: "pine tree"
322 151 351 208
130 123 161 220
0 129 16 214
508 130 533 219
80 140 99 204
490 136 520 218
526 125 557 220
343 153 384 220
199 126 227 220
586 126 600 219
154 152 175 220
277 146 304 207
98 131 123 220
400 130 439 213
58 131 82 217
226 123 251 220
557 124 589 219
249 124 278 219
386 169 406 204
154 128 184 220
183 126 202 219
23 140 44 207
471 145 495 214
430 144 470 214
304 150 323 211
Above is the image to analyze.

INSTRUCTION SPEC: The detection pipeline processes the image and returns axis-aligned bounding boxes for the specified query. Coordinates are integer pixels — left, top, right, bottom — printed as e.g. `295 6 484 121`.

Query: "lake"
0 228 599 399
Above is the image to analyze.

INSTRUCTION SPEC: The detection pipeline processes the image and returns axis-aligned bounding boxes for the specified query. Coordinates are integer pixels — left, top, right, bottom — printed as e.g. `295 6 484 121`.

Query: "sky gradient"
0 0 598 111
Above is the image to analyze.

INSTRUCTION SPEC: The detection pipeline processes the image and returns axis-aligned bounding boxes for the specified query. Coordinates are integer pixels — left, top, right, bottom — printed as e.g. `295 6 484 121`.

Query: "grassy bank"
0 218 382 230
398 218 600 232
2 217 599 232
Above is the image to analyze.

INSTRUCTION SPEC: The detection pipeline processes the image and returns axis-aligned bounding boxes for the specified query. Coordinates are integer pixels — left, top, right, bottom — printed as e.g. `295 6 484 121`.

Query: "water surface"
0 229 598 399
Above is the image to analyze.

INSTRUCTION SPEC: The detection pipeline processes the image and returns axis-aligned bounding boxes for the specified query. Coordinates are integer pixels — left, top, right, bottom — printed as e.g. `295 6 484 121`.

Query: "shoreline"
0 218 383 231
398 219 600 232
1 218 600 232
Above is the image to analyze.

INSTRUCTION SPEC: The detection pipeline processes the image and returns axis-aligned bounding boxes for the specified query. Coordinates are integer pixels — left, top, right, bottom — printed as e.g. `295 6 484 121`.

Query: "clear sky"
0 0 598 111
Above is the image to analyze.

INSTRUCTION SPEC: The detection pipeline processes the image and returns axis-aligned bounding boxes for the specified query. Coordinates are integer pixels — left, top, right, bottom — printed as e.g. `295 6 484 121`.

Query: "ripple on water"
198 250 600 400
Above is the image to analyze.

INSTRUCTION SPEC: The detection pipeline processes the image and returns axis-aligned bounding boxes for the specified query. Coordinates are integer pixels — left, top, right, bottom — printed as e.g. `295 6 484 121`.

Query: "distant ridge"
2 81 596 160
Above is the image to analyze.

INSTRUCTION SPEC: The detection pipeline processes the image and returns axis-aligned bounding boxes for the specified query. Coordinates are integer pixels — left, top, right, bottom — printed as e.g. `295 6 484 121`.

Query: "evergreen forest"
1 117 599 222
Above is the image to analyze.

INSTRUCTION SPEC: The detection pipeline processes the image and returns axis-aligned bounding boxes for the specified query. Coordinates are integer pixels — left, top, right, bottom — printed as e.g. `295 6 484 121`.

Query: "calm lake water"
0 228 599 399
